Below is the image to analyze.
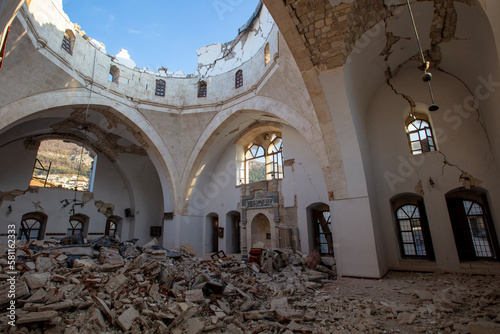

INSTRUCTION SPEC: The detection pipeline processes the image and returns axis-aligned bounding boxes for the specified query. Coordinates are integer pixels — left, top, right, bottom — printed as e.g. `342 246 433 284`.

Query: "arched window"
68 214 89 237
105 216 121 239
30 139 95 192
109 65 120 83
155 79 166 96
61 29 75 55
267 135 283 180
235 70 243 89
264 43 270 66
19 212 47 241
245 144 266 183
198 81 207 98
391 194 434 260
446 189 499 261
243 133 284 184
406 118 436 155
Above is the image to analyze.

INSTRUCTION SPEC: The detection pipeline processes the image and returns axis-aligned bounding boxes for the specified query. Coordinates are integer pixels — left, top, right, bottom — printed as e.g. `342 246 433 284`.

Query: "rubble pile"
0 238 499 334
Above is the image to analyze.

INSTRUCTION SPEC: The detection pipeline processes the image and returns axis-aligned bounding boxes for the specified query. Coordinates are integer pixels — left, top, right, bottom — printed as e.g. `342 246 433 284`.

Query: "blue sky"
62 0 260 74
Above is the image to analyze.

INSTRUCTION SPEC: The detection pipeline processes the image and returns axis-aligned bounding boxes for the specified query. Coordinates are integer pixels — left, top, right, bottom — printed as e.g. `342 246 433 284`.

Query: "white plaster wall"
318 69 384 278
280 126 329 254
367 68 500 273
0 137 166 245
106 153 164 246
0 140 36 191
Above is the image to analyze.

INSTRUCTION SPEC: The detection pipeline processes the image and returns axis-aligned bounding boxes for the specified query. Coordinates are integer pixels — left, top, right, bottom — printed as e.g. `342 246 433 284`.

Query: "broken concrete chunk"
117 306 140 331
92 295 113 320
24 272 50 289
185 289 205 303
185 317 205 334
105 273 128 294
36 256 56 272
16 311 58 325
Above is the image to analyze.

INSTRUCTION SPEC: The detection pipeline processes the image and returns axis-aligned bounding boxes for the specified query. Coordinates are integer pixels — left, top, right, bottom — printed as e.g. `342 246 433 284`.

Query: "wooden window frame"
406 115 436 155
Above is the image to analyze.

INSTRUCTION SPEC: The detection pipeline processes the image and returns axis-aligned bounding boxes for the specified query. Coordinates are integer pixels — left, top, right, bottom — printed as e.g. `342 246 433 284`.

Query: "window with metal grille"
18 213 47 241
61 29 75 55
198 81 207 98
463 200 493 257
446 189 499 261
392 195 434 260
316 210 333 255
396 205 428 257
155 79 166 96
407 119 436 155
235 70 243 89
105 218 119 238
68 214 88 237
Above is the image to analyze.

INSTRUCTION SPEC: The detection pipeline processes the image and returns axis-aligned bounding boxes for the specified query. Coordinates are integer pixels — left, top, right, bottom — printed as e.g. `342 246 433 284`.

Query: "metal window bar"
464 201 493 258
61 35 72 55
31 158 52 187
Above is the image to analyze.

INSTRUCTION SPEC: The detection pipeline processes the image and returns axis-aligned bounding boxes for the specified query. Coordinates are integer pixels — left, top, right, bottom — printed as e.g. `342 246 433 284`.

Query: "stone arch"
249 212 272 250
0 89 178 212
182 96 344 212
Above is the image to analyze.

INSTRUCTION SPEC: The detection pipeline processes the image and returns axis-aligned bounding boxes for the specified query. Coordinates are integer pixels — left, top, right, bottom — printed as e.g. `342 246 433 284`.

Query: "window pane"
409 133 419 141
404 244 416 255
419 130 427 139
413 230 427 256
411 142 421 150
402 232 414 243
399 220 411 231
469 203 483 215
402 205 416 218
397 209 407 219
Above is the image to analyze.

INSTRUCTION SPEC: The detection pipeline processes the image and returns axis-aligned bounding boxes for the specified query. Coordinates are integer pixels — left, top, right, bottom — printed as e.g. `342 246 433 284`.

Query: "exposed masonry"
50 108 147 162
285 0 475 71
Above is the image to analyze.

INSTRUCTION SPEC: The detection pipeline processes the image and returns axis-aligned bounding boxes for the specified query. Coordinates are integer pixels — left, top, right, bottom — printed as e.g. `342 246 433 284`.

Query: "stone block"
117 306 140 331
105 273 128 294
185 289 205 303
24 272 50 289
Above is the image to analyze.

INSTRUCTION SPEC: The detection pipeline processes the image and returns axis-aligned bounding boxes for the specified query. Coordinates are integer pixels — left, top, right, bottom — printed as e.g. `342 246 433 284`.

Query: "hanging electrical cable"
63 46 98 215
405 0 439 112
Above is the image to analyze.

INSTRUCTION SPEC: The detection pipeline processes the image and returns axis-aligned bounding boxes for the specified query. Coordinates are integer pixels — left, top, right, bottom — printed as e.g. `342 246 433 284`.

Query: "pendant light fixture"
405 0 439 112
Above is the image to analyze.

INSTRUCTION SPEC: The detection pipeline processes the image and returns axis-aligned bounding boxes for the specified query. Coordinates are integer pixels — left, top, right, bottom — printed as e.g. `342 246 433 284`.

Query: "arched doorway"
251 213 271 249
226 211 241 254
206 213 219 253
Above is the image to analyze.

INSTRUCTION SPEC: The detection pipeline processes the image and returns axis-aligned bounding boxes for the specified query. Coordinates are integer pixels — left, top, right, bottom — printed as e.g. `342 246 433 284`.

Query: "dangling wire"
70 47 98 215
405 0 439 111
